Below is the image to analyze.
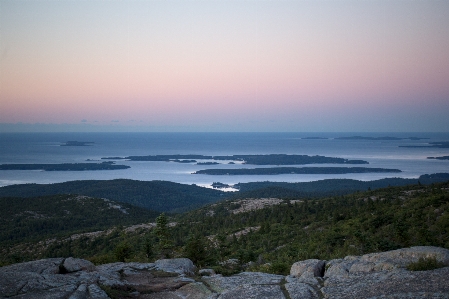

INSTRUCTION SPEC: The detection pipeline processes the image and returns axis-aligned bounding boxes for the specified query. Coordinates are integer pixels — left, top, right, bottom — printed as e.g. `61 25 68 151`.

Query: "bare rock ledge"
1 246 448 299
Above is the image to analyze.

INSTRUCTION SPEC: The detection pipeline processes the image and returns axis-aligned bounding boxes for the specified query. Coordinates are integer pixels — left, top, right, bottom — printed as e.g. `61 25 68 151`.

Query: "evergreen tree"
154 213 173 257
114 241 132 262
184 234 211 267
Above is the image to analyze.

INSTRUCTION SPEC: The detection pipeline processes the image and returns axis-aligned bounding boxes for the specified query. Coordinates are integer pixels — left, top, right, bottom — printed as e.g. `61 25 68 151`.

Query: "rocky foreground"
1 246 449 299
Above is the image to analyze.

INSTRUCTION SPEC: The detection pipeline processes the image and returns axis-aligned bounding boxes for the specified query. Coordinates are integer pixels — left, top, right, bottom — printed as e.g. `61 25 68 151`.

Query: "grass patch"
406 257 446 271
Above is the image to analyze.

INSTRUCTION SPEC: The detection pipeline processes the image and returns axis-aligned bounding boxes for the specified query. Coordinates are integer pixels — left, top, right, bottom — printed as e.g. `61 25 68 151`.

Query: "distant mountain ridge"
0 174 448 213
0 179 226 213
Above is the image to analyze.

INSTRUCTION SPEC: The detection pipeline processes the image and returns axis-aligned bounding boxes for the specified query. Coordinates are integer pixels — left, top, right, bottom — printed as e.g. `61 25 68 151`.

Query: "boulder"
62 257 95 273
290 259 325 278
285 281 321 299
155 258 196 275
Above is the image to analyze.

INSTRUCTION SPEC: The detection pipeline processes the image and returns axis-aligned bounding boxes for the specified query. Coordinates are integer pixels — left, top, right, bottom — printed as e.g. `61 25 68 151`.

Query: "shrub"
406 257 446 271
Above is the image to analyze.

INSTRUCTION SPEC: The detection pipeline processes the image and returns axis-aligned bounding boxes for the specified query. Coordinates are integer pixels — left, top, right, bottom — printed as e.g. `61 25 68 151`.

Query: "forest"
1 181 448 275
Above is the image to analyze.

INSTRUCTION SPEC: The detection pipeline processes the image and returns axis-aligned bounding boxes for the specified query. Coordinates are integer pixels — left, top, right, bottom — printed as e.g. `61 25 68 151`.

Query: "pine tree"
154 213 173 257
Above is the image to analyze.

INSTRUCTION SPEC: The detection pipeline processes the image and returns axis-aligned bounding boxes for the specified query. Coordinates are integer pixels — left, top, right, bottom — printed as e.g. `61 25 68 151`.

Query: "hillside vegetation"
1 181 447 275
1 174 448 213
0 195 159 265
0 179 226 213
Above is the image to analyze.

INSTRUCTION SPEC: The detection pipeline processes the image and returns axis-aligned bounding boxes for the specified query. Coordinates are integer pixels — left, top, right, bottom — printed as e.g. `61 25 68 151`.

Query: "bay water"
0 132 448 189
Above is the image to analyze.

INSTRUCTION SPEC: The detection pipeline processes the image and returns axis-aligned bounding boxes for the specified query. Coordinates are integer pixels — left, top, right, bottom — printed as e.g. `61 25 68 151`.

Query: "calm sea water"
0 132 448 188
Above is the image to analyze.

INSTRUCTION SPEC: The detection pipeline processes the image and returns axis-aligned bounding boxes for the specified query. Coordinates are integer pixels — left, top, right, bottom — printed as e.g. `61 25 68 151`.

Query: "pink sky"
1 0 448 132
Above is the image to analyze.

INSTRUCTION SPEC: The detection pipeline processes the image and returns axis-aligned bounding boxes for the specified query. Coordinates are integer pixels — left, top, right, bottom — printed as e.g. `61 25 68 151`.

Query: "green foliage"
0 195 158 246
1 180 449 276
154 213 173 258
407 257 446 271
114 241 133 262
184 235 207 267
268 262 289 275
170 182 449 273
143 237 154 259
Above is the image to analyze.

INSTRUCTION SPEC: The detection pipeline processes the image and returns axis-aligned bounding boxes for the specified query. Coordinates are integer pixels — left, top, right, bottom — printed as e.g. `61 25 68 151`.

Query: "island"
400 142 449 148
212 154 369 165
172 159 197 163
301 137 328 140
197 162 220 165
211 182 232 188
0 161 130 171
102 154 369 165
427 156 449 160
60 141 94 146
193 167 401 175
335 136 428 141
102 154 213 161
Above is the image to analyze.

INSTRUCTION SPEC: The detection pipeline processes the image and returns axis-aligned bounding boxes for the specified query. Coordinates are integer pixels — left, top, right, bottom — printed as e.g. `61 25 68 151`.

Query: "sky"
1 0 448 132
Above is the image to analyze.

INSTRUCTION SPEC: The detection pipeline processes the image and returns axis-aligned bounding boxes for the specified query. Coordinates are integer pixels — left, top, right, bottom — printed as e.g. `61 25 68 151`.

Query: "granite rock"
1 247 448 299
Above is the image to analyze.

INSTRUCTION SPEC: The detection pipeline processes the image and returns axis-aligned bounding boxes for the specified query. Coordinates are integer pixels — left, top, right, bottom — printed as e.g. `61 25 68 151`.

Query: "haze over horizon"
1 0 448 133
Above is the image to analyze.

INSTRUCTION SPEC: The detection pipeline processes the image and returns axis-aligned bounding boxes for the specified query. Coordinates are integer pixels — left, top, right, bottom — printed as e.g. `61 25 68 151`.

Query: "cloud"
81 119 87 123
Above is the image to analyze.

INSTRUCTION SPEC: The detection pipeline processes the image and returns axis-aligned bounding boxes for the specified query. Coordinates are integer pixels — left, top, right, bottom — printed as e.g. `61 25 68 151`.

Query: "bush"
406 257 446 271
269 261 289 275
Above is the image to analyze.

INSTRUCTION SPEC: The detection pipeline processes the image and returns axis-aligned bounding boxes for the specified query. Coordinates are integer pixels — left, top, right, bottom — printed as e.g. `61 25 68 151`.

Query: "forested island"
102 154 368 165
0 162 130 171
103 154 213 161
60 141 94 146
428 156 449 160
194 167 401 175
172 159 197 163
400 141 449 148
197 162 220 165
336 136 428 141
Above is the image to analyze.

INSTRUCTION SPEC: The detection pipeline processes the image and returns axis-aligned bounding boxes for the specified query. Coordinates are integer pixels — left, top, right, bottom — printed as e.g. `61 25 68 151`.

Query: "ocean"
0 132 448 189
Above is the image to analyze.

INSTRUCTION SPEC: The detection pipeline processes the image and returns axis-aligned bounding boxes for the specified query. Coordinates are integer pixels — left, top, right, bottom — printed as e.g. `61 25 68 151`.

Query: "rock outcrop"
1 246 448 298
